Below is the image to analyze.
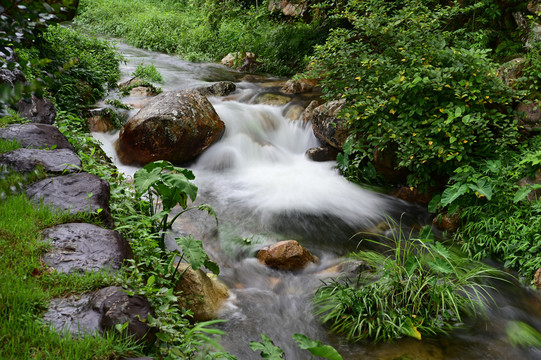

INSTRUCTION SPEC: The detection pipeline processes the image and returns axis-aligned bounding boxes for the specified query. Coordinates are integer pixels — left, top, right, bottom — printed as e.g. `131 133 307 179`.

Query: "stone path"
0 122 154 347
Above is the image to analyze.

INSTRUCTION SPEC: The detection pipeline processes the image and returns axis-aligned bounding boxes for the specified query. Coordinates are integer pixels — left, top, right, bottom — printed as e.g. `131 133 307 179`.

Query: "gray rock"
252 93 291 106
0 123 74 151
26 172 113 228
42 223 132 274
43 293 100 338
0 47 26 88
17 95 57 124
0 148 81 174
43 287 155 344
196 81 237 97
91 286 156 344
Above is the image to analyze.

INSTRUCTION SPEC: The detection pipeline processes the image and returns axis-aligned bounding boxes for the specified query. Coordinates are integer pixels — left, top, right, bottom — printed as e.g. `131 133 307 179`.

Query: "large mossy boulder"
117 90 225 165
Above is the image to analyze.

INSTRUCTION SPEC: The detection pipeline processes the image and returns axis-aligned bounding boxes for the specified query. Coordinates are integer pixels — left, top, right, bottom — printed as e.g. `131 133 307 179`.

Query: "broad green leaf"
441 184 468 206
161 172 198 202
467 178 492 200
484 160 501 174
431 241 451 259
428 258 453 274
204 259 220 275
514 186 533 203
134 166 162 194
292 333 343 360
147 275 156 286
427 194 441 213
404 256 419 277
176 235 207 270
249 334 284 360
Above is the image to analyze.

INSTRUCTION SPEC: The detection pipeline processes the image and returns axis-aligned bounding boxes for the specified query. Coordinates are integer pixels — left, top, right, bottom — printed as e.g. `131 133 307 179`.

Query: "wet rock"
197 81 237 97
533 267 541 289
26 172 114 228
91 286 156 345
300 100 321 122
41 223 132 274
117 90 225 165
268 0 310 20
432 212 461 233
373 146 408 184
516 100 541 137
0 148 81 174
517 170 541 202
257 240 319 271
17 95 56 125
221 52 260 72
283 103 305 121
87 114 115 133
252 93 292 106
43 293 100 337
0 123 74 151
310 99 348 150
281 79 317 94
174 263 230 322
391 186 433 206
129 86 155 97
305 145 338 162
498 58 525 87
43 286 155 344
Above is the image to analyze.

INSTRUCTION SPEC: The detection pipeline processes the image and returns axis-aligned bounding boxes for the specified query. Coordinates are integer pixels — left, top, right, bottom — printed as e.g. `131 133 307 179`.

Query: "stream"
92 42 541 359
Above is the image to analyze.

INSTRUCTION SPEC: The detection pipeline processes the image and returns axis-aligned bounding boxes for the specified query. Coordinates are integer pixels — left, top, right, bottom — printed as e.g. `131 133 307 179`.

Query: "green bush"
19 24 122 113
306 0 521 189
435 135 541 281
76 0 327 76
132 62 163 83
314 225 504 342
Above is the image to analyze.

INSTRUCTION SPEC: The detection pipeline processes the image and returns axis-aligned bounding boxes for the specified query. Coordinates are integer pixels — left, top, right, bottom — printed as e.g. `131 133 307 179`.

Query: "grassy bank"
75 0 328 76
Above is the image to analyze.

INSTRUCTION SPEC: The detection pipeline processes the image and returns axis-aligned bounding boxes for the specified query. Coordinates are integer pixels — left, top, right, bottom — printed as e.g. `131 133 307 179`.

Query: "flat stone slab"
26 172 113 228
0 123 73 150
0 148 81 174
42 223 132 274
44 287 155 344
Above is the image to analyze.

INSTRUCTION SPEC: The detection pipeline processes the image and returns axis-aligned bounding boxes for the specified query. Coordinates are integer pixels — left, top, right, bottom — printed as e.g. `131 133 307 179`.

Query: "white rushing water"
90 42 541 360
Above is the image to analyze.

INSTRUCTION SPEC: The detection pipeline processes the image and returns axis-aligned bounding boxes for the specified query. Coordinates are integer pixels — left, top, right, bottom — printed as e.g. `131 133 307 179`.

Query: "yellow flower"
463 140 468 143
413 133 417 136
389 109 396 114
402 58 406 62
428 141 433 145
355 76 361 80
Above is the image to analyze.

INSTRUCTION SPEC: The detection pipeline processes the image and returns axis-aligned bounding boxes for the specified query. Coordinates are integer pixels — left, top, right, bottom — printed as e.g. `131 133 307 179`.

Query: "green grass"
0 195 143 359
314 224 506 342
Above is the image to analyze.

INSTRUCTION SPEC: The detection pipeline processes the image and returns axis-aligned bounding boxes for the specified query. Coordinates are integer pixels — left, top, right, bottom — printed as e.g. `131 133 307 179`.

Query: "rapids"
92 42 541 360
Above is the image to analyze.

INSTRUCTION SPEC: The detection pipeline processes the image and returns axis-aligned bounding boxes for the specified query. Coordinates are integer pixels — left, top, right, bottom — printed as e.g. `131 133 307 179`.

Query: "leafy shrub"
131 61 163 83
314 225 504 342
436 135 541 280
306 0 520 189
22 24 122 113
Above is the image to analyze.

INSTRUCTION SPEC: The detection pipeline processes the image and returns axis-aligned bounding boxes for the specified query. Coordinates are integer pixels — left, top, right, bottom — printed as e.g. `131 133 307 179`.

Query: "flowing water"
93 42 541 360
